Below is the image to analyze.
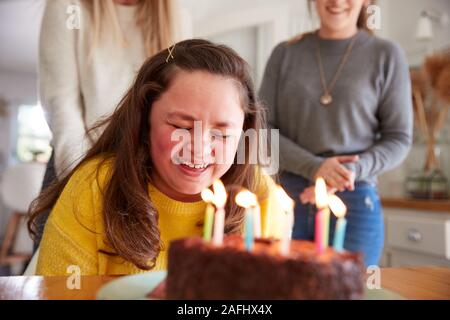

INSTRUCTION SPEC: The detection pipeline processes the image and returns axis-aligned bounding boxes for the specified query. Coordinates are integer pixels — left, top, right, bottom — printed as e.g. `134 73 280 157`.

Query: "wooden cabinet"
381 198 450 268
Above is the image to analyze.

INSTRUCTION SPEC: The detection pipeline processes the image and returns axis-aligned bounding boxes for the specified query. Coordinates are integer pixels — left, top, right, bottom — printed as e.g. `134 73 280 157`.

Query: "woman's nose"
186 130 214 162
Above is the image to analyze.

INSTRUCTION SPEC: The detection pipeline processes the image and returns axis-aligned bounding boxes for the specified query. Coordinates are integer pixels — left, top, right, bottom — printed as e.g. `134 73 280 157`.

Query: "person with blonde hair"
35 0 192 244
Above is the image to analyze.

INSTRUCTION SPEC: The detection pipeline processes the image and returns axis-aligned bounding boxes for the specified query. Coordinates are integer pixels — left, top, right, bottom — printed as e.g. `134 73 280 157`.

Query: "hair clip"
166 44 176 63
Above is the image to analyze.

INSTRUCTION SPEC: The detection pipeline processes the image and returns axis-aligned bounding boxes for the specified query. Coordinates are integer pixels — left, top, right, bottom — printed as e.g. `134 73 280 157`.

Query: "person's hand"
299 185 337 205
314 156 358 192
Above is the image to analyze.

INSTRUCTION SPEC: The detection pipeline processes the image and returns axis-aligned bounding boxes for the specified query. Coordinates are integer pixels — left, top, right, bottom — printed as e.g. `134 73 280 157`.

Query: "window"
16 104 52 162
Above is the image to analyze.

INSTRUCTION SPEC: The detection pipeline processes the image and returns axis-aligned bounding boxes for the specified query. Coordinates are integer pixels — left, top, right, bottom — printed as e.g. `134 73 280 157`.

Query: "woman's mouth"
176 160 212 177
326 6 349 15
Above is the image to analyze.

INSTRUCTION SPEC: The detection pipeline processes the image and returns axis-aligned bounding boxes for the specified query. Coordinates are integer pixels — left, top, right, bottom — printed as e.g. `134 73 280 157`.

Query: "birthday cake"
166 235 365 300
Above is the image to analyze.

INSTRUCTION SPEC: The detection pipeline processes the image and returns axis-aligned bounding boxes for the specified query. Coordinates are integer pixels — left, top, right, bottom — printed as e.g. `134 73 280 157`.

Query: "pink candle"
315 209 326 253
315 177 329 253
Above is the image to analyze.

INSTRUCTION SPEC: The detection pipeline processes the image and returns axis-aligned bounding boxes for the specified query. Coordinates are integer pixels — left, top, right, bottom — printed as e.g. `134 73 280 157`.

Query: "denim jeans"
280 172 384 267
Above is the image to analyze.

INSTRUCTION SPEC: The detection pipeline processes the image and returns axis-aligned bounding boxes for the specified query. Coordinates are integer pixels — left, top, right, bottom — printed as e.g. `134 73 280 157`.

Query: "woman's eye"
171 124 191 130
212 133 231 140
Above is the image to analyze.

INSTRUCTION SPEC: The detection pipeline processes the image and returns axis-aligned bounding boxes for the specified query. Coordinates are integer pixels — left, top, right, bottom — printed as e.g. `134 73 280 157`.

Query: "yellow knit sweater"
36 157 286 276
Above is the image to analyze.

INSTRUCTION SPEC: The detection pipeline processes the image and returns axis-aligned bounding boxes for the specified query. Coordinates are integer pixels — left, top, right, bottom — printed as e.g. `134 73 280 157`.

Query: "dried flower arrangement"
411 52 450 171
408 51 450 199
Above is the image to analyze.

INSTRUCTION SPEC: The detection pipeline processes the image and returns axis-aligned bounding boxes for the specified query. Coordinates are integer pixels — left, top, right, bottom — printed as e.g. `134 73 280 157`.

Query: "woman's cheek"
151 126 179 164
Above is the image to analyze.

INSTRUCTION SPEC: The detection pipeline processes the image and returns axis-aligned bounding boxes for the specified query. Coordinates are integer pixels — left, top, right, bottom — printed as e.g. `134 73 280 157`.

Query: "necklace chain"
315 32 358 106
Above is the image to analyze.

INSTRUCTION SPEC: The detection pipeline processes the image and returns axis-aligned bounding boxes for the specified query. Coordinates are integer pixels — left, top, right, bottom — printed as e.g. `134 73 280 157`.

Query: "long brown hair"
28 39 267 270
356 0 375 32
81 0 176 58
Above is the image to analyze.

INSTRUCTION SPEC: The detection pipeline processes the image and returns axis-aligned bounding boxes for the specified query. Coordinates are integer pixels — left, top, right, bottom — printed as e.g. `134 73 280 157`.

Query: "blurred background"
0 0 449 275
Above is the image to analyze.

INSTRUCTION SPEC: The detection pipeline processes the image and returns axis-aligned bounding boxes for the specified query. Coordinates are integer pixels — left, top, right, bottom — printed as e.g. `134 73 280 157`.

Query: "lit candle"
212 180 227 246
201 188 215 242
275 186 295 256
329 194 347 252
235 190 258 251
253 202 262 238
315 177 329 253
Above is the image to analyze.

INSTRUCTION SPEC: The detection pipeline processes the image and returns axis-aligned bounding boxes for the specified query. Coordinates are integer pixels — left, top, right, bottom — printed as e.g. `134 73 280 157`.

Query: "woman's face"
149 70 245 202
315 0 368 37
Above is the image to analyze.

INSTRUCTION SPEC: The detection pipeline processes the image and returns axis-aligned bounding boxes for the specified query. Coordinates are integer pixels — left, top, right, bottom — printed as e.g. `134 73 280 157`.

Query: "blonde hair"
81 0 176 58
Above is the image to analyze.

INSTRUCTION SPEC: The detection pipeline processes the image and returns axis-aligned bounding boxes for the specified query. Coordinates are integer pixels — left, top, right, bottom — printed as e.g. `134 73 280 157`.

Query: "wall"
376 0 450 197
0 71 37 240
378 0 450 66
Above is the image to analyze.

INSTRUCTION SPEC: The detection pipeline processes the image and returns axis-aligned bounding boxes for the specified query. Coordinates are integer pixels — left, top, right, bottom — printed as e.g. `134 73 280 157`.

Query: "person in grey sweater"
259 0 413 266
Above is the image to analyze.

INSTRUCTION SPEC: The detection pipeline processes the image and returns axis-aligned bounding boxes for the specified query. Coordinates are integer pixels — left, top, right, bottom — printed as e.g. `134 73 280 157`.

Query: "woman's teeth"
327 7 348 14
179 161 209 169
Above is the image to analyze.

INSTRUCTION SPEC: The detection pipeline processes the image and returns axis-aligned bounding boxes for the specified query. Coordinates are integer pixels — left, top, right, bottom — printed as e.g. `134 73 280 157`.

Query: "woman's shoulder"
286 31 316 46
267 32 315 66
274 32 315 51
66 155 114 193
46 156 113 241
366 33 407 61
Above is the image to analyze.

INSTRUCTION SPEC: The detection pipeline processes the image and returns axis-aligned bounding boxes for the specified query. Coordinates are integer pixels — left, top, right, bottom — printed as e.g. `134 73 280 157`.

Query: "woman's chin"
170 181 210 198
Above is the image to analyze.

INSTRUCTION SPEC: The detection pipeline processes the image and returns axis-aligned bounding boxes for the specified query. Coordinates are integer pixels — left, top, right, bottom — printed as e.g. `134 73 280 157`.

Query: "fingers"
345 171 356 191
336 155 359 164
327 187 337 194
314 157 358 192
299 187 315 204
299 185 337 205
335 164 352 181
323 171 347 192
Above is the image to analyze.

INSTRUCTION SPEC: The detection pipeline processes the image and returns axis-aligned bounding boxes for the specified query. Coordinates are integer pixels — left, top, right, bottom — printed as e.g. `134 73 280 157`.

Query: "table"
0 267 449 300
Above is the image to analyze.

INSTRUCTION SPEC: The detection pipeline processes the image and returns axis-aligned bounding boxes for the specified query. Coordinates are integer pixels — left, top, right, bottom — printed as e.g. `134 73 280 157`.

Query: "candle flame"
275 185 294 213
235 190 258 208
212 179 227 208
201 188 214 203
315 177 328 209
328 195 347 218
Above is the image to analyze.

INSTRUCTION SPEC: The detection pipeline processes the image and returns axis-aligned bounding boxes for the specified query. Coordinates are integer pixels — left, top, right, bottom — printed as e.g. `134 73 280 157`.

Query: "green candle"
201 189 215 242
203 203 214 242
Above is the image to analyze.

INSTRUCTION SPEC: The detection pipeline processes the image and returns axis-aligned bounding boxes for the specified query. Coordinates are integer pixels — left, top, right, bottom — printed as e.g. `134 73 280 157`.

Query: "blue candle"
235 190 257 251
333 217 347 252
244 207 254 251
328 194 348 253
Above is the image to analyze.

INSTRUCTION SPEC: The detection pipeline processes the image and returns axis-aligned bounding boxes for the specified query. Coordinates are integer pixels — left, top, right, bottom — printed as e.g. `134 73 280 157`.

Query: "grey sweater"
259 30 413 184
